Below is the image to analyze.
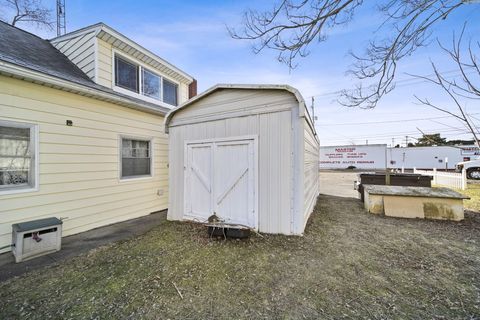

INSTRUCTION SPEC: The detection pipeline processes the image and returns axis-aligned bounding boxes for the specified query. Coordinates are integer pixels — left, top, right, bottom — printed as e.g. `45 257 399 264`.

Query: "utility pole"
56 0 66 36
405 136 408 147
392 137 395 148
311 96 315 125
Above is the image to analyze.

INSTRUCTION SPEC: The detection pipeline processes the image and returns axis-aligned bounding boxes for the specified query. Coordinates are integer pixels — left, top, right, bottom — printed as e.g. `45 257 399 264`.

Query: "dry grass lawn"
1 194 480 319
463 183 480 212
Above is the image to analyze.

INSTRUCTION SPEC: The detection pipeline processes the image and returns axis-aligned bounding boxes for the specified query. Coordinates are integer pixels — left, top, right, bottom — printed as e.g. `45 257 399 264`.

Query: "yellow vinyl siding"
96 38 113 87
0 76 168 252
179 82 189 104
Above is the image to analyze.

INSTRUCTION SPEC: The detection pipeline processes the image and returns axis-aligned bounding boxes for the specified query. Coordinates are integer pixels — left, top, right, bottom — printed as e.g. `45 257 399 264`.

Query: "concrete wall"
0 76 168 253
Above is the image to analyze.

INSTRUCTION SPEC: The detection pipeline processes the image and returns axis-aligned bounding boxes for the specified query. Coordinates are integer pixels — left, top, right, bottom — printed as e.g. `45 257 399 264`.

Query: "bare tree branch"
230 0 472 108
1 0 53 30
411 27 480 146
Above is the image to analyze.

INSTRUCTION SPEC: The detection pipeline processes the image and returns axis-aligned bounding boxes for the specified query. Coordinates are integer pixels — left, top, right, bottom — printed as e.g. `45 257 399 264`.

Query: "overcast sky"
12 0 480 147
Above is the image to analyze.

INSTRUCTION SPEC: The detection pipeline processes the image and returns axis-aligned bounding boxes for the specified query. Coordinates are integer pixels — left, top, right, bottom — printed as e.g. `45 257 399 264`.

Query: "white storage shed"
164 84 320 235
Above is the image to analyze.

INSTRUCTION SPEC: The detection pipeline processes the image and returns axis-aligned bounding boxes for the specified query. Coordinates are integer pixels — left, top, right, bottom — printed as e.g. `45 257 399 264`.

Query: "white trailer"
165 84 320 235
387 146 467 170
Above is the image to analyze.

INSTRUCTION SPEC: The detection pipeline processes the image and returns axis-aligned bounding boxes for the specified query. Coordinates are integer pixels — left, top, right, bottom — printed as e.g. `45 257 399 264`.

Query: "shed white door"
185 138 257 229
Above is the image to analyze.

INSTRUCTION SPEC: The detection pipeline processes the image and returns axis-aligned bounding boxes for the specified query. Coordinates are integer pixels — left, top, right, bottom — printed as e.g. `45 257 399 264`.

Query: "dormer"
50 23 196 108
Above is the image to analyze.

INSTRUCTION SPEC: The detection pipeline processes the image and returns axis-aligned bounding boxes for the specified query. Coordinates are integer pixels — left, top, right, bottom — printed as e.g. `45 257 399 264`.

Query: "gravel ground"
0 193 479 319
319 170 359 198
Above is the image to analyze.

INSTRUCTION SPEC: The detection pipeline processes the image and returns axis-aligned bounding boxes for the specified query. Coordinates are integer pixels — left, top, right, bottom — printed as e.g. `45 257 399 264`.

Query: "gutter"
0 60 169 116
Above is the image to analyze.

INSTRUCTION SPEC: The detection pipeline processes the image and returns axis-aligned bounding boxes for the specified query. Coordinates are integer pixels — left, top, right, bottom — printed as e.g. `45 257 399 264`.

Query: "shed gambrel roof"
0 21 172 115
164 84 317 139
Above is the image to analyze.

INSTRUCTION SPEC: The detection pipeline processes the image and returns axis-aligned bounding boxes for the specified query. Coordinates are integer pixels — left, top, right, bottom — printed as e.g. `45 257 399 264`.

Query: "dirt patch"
1 195 479 319
320 170 359 198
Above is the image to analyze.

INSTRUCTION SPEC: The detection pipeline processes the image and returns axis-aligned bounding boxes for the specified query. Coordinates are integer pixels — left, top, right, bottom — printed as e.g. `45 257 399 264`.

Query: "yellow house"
0 21 196 253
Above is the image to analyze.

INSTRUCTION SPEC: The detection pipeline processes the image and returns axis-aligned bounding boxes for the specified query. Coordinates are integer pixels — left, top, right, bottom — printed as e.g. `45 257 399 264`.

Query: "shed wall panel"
168 109 294 234
303 118 320 224
0 76 168 253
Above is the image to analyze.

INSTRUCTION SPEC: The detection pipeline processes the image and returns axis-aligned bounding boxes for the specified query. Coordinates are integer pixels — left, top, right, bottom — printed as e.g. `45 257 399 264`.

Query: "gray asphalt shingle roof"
0 21 169 113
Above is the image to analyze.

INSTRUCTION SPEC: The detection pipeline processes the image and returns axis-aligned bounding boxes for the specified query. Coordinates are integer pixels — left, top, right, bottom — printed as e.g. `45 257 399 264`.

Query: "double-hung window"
0 120 37 193
120 137 152 179
114 54 178 106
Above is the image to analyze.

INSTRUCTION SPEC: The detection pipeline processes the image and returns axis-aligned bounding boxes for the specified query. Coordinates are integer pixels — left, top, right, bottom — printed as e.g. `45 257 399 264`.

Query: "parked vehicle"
456 159 480 179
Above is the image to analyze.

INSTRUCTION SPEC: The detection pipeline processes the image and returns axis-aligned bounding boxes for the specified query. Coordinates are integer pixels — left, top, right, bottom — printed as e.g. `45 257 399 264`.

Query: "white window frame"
114 55 139 93
119 135 154 181
111 50 179 108
0 119 39 196
142 68 162 100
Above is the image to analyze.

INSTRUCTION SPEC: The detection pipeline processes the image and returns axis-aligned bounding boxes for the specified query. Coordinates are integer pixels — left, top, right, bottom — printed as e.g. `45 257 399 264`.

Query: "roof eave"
50 23 194 83
0 60 169 116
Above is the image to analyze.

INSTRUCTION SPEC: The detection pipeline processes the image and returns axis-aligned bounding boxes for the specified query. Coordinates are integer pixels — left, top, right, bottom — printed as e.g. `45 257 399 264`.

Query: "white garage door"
184 137 257 229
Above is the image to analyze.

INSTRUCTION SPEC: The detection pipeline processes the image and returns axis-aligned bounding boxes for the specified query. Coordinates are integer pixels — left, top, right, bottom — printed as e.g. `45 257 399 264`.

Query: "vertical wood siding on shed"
303 118 320 223
51 30 97 80
0 76 168 253
168 89 296 234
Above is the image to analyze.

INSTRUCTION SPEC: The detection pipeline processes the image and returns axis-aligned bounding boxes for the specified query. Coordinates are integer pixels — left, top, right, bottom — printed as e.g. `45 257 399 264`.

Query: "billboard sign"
320 144 387 169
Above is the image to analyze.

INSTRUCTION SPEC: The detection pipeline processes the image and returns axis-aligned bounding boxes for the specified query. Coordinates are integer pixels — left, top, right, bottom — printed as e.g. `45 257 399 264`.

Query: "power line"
316 113 480 126
306 69 477 100
324 131 473 143
324 133 474 144
320 127 469 141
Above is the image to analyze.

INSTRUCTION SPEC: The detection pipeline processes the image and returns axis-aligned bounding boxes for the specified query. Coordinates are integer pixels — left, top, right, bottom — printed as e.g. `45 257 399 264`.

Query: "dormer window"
114 53 178 106
142 69 160 99
163 79 178 106
114 56 139 92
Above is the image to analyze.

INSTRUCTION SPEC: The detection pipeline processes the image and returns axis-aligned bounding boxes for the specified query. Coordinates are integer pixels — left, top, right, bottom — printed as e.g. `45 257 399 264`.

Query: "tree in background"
446 139 475 146
416 133 447 146
413 25 480 147
229 0 477 109
0 0 53 29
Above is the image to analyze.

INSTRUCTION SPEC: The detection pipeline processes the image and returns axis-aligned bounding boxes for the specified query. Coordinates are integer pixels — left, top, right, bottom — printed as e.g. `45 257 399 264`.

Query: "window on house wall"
121 137 151 179
115 56 139 92
142 69 161 100
114 54 179 106
163 78 178 106
0 121 36 192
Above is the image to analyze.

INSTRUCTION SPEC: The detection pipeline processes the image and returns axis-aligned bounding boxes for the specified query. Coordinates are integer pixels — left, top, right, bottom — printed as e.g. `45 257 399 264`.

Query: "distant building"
320 144 480 170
